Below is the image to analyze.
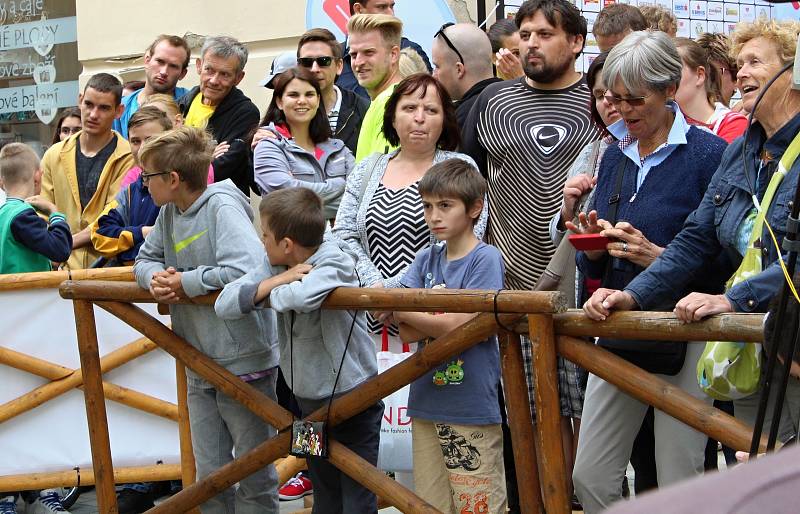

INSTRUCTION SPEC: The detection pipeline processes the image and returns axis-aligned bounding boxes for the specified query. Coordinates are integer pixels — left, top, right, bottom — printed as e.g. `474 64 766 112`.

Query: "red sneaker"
278 473 313 501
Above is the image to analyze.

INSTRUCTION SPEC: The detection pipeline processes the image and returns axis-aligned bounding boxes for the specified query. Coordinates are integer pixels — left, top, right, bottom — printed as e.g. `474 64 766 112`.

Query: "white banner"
0 80 79 116
0 288 179 476
0 16 77 52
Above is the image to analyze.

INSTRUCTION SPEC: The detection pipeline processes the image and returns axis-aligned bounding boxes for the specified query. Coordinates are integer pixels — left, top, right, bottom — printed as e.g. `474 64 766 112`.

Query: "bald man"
431 23 499 128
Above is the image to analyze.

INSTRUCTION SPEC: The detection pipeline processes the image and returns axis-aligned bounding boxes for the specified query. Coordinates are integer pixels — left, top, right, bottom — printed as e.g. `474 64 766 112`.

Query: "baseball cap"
260 51 298 89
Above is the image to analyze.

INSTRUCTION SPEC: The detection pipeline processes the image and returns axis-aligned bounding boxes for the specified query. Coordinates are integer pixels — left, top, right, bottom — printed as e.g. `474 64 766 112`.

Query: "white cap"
259 51 298 89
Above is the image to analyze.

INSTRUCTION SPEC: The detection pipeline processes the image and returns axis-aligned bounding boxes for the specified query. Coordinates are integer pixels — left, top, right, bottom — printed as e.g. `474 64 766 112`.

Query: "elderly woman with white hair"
583 17 800 476
567 31 728 513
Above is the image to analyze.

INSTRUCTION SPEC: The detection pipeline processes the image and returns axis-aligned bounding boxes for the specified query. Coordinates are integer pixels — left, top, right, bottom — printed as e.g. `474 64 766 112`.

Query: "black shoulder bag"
600 156 687 376
288 306 360 458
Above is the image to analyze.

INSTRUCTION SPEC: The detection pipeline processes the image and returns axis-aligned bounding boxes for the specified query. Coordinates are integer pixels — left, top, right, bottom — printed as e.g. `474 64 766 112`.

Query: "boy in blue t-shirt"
393 158 507 514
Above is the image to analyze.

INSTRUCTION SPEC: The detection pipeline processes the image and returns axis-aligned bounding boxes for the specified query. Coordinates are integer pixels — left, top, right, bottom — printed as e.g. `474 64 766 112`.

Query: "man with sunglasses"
337 0 431 99
298 28 369 154
431 23 498 129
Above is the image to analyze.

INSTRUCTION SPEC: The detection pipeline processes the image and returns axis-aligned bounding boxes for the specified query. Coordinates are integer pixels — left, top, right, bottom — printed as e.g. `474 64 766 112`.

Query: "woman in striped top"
332 74 487 349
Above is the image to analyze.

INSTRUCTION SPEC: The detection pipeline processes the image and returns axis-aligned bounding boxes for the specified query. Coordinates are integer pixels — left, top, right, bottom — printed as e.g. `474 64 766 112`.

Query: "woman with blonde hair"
398 48 429 79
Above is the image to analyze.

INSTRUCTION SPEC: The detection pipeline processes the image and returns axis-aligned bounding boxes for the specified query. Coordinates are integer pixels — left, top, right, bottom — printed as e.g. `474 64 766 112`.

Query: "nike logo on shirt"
174 230 208 253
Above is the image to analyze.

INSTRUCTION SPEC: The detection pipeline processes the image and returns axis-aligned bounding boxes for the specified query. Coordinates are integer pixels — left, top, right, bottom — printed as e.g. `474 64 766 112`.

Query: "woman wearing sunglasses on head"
567 31 728 514
253 66 355 222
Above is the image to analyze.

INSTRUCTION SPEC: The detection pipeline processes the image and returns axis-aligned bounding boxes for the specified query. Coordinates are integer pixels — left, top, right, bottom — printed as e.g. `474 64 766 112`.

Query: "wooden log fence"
0 268 185 495
54 280 768 514
0 337 177 423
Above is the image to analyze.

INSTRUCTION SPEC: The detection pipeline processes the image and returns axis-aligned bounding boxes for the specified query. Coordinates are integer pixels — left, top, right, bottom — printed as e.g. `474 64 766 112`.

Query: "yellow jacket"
41 131 133 270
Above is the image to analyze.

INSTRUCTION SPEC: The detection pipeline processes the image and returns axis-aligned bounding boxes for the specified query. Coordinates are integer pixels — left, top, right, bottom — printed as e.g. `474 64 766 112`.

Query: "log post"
146 432 292 514
0 343 178 423
61 280 568 314
499 331 543 513
276 456 306 486
142 313 510 513
553 310 764 342
327 440 440 513
97 301 294 431
557 335 767 452
0 338 164 423
73 300 117 514
175 361 196 488
0 464 181 492
528 315 569 514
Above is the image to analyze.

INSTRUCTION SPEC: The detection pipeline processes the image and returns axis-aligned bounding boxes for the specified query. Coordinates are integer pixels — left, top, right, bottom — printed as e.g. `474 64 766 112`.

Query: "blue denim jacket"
626 113 800 313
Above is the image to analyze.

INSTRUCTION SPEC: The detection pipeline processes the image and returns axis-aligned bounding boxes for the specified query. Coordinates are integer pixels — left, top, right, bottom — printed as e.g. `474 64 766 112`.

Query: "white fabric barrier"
0 288 179 476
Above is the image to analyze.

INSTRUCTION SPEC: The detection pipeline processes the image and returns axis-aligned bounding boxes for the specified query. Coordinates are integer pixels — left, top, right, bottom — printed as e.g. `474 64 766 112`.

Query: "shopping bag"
377 327 414 471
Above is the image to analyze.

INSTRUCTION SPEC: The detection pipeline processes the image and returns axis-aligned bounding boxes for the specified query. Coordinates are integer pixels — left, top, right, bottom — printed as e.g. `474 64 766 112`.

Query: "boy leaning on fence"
215 187 383 514
388 159 507 514
133 126 280 514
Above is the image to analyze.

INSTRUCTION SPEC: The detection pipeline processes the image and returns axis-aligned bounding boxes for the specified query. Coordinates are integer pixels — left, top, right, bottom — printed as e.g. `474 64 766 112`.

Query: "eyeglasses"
297 56 334 68
60 126 81 135
434 22 464 65
603 92 655 107
141 170 171 183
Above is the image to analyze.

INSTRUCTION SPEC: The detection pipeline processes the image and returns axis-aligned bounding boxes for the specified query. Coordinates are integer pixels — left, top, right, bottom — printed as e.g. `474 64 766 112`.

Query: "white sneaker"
30 490 69 514
0 496 17 514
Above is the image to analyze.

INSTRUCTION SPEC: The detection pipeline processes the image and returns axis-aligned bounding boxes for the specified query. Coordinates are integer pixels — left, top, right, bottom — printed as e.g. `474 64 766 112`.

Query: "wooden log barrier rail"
57 280 766 514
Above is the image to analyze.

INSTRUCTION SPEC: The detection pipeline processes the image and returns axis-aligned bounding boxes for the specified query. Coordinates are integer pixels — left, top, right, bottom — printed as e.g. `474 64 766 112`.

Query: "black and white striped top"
464 77 601 290
364 182 428 334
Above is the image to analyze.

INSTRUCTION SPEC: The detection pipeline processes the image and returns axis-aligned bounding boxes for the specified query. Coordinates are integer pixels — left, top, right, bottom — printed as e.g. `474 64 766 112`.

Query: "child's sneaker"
30 490 70 514
278 472 313 501
0 496 16 514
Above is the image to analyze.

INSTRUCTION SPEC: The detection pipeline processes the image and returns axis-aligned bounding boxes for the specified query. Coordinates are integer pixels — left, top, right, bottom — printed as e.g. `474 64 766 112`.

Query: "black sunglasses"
434 22 463 65
297 56 334 68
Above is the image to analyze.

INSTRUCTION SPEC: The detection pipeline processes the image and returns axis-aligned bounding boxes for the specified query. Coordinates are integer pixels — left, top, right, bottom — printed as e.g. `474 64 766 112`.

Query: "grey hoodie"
215 240 377 401
134 179 279 380
253 123 355 219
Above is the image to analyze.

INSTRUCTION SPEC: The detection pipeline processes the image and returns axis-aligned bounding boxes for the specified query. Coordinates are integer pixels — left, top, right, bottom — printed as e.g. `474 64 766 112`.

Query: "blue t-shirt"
400 241 504 425
113 87 188 139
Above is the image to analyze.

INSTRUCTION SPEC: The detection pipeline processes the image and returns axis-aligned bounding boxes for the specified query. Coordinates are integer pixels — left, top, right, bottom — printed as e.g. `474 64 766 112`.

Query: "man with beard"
114 35 190 139
462 0 600 509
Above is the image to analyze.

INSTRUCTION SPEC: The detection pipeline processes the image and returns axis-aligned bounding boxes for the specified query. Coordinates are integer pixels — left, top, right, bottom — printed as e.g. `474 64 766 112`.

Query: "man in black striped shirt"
464 0 600 291
462 0 601 507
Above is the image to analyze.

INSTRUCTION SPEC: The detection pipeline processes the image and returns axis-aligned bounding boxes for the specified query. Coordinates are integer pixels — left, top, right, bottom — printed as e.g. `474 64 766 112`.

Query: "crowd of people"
1 0 800 513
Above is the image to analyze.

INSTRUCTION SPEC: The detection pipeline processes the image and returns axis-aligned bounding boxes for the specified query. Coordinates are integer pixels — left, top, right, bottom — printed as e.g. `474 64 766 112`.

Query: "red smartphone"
568 233 611 251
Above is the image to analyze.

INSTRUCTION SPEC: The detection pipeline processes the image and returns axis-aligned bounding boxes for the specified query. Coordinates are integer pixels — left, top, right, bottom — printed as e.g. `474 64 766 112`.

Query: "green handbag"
696 132 800 401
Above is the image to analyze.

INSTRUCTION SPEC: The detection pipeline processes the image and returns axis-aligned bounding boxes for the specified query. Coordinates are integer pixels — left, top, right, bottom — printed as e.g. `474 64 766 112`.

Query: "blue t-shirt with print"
400 241 504 425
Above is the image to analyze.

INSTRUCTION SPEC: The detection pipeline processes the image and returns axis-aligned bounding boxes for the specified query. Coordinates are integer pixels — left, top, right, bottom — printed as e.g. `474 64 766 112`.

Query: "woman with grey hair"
567 30 727 513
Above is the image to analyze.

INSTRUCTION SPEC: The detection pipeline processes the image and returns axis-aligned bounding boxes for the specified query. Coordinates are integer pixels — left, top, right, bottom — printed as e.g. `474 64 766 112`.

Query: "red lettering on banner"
398 407 411 425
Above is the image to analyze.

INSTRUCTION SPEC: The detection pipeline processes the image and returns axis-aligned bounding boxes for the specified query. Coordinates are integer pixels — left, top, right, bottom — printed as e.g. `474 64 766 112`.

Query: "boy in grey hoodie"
133 127 280 514
215 187 382 514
